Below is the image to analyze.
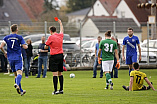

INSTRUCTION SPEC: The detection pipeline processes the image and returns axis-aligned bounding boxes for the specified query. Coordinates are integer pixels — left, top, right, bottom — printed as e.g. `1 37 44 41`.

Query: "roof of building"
99 0 121 15
67 7 90 16
18 0 44 20
0 0 31 22
124 0 157 23
88 16 141 33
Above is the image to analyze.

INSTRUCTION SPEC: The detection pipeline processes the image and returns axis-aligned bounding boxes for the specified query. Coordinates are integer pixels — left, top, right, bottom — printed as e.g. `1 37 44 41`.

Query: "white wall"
112 0 140 27
81 19 99 37
88 0 109 16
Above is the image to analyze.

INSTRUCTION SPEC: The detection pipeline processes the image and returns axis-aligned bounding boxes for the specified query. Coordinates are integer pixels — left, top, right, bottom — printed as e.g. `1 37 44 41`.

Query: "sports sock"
59 75 64 91
16 75 22 86
106 73 112 84
53 76 58 92
105 75 109 88
129 69 133 76
15 78 23 92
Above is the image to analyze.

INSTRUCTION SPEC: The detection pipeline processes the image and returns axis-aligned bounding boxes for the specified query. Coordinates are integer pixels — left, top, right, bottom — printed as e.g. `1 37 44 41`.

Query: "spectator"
36 36 49 78
0 47 8 72
26 39 33 73
111 37 121 78
93 36 103 78
21 47 28 78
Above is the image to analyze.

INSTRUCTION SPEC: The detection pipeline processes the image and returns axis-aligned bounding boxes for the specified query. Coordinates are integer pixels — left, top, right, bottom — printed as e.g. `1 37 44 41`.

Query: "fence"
0 21 157 69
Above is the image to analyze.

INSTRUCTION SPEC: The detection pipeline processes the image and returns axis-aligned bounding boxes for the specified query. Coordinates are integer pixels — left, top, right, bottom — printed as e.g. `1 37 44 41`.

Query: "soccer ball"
70 73 75 78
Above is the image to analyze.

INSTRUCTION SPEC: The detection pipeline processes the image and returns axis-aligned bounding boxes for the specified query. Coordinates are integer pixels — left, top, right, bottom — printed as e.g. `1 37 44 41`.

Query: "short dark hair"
97 36 102 39
105 30 111 37
11 24 18 32
128 27 133 31
49 26 56 32
133 62 139 70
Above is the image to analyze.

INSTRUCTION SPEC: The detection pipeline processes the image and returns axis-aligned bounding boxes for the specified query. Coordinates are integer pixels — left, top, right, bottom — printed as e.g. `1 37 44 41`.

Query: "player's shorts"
126 54 137 65
102 60 114 72
8 60 23 72
49 54 63 72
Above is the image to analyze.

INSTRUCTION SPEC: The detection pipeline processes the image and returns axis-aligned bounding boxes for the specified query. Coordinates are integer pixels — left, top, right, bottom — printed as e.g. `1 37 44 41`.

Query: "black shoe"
93 76 96 78
104 86 108 89
100 76 103 78
122 85 129 91
56 90 63 94
36 77 40 78
14 84 20 94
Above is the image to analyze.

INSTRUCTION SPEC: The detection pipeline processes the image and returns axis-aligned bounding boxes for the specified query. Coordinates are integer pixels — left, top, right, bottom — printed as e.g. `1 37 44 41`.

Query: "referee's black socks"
53 76 58 92
59 75 63 91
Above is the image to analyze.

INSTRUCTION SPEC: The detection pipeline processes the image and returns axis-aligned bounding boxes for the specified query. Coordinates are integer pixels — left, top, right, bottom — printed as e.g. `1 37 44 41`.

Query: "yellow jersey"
130 70 147 91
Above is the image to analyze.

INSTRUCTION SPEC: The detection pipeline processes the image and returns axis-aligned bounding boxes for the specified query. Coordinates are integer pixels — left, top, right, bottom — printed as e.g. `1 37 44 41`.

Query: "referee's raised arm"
58 19 64 33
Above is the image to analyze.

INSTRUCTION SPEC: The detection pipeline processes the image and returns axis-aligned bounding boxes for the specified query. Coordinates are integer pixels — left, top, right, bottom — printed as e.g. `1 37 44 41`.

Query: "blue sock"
129 69 133 76
16 75 22 86
15 78 23 92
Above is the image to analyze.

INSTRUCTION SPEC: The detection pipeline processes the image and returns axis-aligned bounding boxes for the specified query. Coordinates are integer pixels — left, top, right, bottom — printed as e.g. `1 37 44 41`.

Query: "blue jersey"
3 34 26 61
96 43 102 57
123 35 140 56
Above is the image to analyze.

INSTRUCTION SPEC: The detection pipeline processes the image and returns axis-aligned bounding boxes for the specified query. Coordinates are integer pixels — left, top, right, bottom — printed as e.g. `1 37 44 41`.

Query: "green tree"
67 0 96 13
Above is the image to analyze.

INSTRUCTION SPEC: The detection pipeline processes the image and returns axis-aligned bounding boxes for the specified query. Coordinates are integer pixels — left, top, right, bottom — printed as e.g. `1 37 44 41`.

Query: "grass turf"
0 69 157 104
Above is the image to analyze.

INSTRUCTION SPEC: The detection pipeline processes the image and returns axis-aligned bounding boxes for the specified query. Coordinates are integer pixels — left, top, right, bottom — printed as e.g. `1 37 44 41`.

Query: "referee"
45 19 64 95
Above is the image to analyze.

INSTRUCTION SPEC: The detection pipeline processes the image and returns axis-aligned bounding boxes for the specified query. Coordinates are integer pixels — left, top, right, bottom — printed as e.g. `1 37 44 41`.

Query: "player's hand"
115 60 120 69
58 19 62 24
122 56 125 61
139 55 141 61
4 52 7 58
98 57 102 64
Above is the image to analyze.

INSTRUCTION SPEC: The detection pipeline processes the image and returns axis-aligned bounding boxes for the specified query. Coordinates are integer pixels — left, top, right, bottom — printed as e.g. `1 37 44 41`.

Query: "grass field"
0 69 157 104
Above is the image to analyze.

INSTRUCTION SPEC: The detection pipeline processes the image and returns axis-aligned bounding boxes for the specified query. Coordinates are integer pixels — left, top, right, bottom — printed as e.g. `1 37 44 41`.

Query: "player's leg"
15 60 26 95
57 54 64 94
108 60 114 90
37 57 42 78
146 82 153 90
93 57 98 78
122 85 129 91
52 72 58 94
126 56 132 75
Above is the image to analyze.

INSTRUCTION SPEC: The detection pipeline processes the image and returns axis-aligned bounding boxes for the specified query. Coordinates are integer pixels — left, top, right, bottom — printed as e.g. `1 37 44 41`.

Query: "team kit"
0 18 155 96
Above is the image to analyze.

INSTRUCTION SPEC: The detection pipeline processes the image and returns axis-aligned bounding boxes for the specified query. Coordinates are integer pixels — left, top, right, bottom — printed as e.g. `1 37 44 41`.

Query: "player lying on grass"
122 62 155 91
0 24 28 96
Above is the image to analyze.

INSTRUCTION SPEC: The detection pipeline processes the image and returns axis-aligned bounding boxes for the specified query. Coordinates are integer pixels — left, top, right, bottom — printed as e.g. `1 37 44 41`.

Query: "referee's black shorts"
49 53 63 72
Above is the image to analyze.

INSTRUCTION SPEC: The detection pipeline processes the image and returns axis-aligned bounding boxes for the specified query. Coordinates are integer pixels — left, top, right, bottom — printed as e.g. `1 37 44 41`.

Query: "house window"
121 11 125 18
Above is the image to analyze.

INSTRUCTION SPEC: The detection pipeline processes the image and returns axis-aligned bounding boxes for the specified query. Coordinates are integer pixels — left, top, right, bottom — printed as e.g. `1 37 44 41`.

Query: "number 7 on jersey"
11 40 15 48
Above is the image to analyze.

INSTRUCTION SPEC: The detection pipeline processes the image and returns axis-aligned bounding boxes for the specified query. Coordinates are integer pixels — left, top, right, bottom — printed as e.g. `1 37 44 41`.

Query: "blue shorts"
9 60 23 72
126 54 137 65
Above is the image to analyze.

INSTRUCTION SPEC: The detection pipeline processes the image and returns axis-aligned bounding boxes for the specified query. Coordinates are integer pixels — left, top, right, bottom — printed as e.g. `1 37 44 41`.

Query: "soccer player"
98 30 120 90
44 19 64 95
0 24 28 96
122 27 141 75
122 63 155 91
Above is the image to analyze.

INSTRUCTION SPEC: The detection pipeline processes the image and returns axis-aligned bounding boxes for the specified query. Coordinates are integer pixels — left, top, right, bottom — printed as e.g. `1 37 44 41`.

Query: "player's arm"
137 44 141 61
22 44 28 49
122 45 125 61
129 77 133 91
58 19 64 33
145 78 155 91
98 49 101 58
0 41 7 57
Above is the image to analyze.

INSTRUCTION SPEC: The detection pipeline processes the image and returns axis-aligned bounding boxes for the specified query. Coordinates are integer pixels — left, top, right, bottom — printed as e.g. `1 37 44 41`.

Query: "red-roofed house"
88 0 121 16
